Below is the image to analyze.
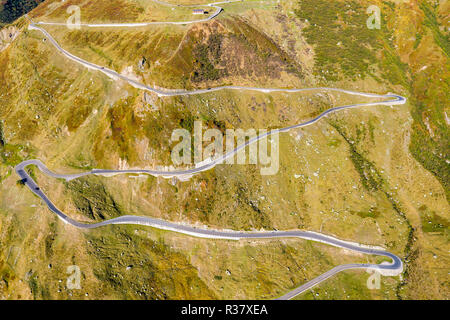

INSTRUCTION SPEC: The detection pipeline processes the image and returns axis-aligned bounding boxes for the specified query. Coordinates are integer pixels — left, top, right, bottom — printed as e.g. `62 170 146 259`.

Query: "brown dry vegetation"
0 0 448 300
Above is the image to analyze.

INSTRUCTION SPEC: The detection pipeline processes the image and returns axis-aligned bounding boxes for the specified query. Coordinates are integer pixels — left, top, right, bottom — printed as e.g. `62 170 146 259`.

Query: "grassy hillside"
0 0 44 26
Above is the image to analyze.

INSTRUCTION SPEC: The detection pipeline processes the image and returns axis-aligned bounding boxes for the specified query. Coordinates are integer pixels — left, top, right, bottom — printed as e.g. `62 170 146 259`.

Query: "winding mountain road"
15 4 408 300
14 86 405 299
28 20 408 107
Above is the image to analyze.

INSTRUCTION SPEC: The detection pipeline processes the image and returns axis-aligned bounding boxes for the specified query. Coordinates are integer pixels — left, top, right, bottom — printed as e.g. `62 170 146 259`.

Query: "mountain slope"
0 0 448 300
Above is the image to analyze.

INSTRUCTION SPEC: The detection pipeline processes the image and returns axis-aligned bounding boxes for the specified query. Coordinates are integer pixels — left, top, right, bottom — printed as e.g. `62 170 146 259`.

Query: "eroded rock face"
0 26 19 52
